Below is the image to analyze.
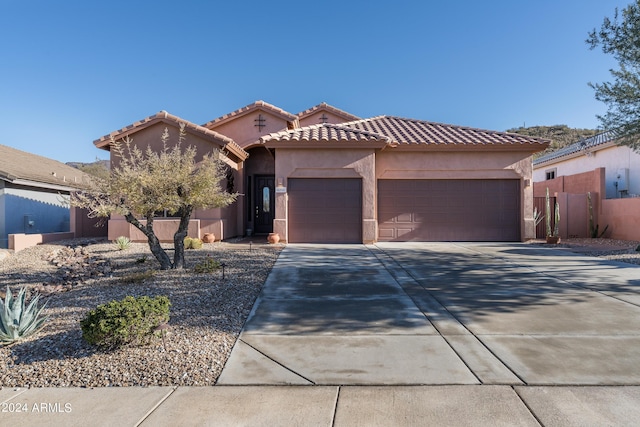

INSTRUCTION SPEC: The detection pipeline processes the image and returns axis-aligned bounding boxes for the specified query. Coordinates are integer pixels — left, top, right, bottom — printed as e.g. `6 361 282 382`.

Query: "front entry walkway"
219 242 640 386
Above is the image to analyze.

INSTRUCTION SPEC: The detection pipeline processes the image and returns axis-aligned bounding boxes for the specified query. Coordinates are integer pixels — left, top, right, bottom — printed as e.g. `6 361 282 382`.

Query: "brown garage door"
288 178 362 243
378 179 520 241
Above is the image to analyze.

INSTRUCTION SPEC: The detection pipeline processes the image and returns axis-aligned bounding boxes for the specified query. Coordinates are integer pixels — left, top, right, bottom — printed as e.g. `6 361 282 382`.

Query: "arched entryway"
244 147 275 236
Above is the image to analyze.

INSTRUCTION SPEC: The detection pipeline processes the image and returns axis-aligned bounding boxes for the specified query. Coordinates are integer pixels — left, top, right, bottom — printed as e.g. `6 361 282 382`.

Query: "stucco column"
274 189 288 242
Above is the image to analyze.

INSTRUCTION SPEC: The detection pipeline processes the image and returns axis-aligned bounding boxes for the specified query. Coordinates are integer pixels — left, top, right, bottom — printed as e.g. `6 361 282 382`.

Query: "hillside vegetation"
507 125 598 157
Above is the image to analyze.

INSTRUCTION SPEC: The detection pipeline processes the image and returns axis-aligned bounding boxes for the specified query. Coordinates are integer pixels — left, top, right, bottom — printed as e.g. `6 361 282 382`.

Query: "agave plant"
0 286 48 344
114 236 131 250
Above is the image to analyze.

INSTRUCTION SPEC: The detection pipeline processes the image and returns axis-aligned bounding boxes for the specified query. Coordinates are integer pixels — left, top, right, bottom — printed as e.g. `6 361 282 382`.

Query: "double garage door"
378 179 521 242
287 178 520 243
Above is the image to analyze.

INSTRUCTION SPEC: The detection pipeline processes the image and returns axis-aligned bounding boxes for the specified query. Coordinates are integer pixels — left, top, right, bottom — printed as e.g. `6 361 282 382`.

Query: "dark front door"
254 175 275 234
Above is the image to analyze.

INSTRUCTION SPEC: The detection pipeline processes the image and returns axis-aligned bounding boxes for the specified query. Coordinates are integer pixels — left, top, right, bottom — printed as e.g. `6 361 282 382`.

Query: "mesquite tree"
72 124 237 269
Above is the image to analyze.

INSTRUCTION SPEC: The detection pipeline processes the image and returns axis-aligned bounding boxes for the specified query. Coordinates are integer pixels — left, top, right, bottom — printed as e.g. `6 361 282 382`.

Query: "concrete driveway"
219 242 640 386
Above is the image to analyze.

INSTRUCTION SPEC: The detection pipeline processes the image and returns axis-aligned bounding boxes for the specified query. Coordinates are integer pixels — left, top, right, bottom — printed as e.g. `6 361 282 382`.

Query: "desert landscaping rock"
0 237 637 388
0 239 280 387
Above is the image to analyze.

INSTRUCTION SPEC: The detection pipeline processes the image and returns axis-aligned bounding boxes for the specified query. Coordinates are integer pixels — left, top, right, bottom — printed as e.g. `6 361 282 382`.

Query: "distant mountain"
67 159 110 180
506 125 598 157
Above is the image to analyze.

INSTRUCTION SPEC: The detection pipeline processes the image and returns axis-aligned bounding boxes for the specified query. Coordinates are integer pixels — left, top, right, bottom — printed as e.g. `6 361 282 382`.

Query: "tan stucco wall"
274 148 377 243
299 111 353 127
107 218 201 242
208 111 289 149
109 122 228 167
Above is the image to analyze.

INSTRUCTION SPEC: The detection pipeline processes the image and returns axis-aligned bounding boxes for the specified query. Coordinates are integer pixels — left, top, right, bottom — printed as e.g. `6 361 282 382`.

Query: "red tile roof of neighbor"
93 111 248 161
262 116 551 147
202 100 299 129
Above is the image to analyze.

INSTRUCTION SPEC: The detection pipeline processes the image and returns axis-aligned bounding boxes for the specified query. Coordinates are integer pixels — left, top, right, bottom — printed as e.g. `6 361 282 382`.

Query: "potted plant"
545 188 560 244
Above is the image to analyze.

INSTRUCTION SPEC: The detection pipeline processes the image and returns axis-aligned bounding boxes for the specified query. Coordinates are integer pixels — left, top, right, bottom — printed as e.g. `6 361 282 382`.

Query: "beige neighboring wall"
376 149 537 241
274 148 377 243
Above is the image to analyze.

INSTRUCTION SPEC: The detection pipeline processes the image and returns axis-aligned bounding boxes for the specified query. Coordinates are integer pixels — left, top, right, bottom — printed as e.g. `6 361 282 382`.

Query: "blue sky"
0 0 630 163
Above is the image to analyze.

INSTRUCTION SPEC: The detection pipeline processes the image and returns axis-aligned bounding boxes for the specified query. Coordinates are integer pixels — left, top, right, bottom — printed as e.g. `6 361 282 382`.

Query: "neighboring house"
533 130 640 199
533 130 640 240
0 144 99 249
94 101 549 244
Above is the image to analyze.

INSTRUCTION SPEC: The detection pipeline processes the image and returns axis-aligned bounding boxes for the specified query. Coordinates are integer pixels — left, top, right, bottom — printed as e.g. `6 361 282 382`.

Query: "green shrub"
114 236 131 250
0 286 48 344
184 237 203 249
80 295 170 348
193 256 221 273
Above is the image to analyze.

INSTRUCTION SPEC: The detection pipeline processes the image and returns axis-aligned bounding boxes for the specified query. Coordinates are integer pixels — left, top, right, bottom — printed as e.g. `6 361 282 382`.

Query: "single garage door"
288 178 362 243
378 179 520 241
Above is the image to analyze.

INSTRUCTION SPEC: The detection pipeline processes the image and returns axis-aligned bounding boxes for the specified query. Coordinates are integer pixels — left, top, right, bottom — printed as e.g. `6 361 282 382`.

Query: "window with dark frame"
545 169 556 180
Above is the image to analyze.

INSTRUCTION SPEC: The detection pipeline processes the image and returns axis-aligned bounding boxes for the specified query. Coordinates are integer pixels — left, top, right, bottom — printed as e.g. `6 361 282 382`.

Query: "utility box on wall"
615 168 629 194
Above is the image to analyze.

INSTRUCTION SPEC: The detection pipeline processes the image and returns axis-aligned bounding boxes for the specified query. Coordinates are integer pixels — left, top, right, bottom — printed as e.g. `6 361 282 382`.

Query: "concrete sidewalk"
4 384 640 426
3 242 640 426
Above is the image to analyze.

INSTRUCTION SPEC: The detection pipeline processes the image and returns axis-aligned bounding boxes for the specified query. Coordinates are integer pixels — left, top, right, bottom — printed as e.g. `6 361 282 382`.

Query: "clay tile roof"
533 129 619 165
202 100 298 129
347 116 550 146
297 102 360 122
262 116 550 147
260 122 393 144
0 144 92 190
93 111 248 161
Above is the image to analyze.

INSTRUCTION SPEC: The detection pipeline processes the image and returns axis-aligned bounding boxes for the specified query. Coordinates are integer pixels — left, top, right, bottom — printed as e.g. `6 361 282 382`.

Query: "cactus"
545 188 553 237
183 237 203 250
0 286 48 344
553 200 560 237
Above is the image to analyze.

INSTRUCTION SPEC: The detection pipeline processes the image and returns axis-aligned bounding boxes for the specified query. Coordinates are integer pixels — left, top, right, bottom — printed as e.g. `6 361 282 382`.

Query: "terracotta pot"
546 236 560 244
202 233 215 243
267 233 280 244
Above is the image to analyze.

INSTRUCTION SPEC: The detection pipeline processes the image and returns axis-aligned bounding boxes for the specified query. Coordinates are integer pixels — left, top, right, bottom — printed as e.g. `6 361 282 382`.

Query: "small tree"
587 1 640 149
72 124 238 269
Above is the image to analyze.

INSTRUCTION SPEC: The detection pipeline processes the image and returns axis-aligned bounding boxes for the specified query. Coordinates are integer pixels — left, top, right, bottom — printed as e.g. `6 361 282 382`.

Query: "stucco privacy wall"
273 148 377 243
376 150 536 240
602 198 640 240
533 168 606 198
104 121 240 241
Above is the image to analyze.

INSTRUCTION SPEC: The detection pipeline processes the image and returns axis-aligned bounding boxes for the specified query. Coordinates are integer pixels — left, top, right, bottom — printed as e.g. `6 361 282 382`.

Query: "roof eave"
389 142 549 152
261 140 392 149
533 139 617 167
3 177 85 192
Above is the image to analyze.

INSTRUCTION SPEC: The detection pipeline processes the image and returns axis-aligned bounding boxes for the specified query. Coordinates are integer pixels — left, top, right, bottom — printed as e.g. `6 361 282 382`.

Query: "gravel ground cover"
528 237 640 265
0 237 638 388
0 239 281 387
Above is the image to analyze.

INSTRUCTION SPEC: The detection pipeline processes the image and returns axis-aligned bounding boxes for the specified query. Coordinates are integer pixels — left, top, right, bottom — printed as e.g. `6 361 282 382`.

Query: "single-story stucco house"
94 101 549 243
534 129 640 199
0 144 101 249
532 130 640 240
